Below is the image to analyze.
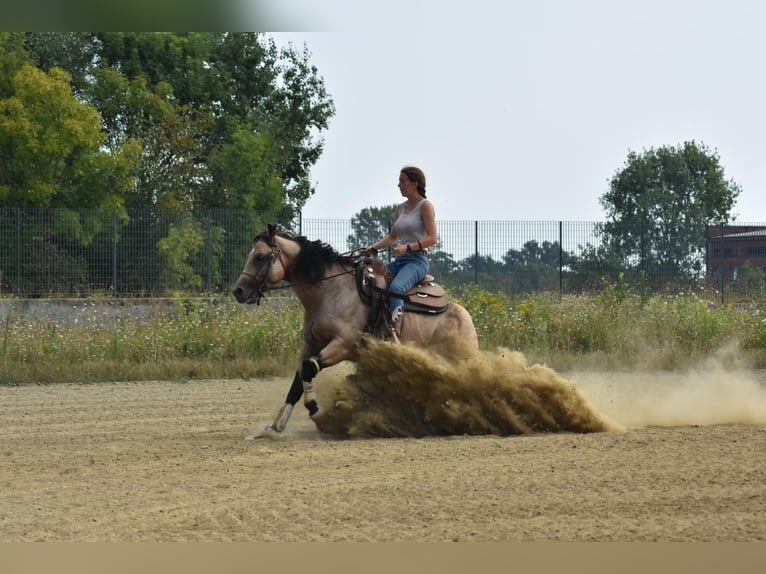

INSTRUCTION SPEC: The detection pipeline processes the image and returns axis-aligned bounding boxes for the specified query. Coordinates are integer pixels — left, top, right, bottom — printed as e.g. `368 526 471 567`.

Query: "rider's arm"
370 230 399 251
416 200 438 251
367 206 401 251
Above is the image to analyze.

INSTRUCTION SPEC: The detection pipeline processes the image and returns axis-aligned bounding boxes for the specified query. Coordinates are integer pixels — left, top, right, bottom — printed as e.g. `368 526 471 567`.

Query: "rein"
240 242 363 299
261 266 359 292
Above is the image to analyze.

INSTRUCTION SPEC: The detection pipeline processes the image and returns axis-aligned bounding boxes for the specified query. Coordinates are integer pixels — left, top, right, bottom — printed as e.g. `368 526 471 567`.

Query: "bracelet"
406 243 412 253
417 240 423 251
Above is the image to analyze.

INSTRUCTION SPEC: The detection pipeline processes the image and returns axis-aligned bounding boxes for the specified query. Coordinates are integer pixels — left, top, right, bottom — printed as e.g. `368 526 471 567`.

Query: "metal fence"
1 207 765 303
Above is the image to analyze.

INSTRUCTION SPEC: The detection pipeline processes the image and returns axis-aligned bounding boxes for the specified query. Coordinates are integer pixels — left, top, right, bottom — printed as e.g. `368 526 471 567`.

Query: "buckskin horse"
232 224 478 433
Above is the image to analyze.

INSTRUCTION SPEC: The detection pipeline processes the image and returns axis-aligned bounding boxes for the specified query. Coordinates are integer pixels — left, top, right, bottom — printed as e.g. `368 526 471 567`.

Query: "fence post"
474 221 479 285
559 220 563 298
15 208 21 297
719 223 725 305
112 210 117 298
641 219 645 286
206 209 212 297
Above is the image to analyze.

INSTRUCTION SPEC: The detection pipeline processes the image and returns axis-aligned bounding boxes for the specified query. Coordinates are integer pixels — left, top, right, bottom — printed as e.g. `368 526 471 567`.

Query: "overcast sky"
268 0 766 223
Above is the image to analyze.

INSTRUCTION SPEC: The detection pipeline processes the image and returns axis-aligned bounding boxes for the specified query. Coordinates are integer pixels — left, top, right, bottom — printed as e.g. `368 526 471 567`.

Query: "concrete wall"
0 296 293 327
0 297 235 327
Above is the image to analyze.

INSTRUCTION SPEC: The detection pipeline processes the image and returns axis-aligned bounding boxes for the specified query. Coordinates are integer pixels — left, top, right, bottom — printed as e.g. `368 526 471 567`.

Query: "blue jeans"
386 252 430 316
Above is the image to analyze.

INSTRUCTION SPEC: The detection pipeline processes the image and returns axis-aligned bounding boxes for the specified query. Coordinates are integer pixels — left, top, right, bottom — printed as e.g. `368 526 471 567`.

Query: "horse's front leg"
266 370 305 433
265 340 312 433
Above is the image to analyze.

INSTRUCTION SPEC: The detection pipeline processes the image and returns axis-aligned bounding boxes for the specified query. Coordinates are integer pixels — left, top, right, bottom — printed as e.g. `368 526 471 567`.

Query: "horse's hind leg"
298 338 354 419
300 357 322 416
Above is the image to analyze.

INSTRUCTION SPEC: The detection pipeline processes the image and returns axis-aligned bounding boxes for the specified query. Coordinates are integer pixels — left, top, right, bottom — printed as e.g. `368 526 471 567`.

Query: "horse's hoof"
305 399 319 417
244 424 282 440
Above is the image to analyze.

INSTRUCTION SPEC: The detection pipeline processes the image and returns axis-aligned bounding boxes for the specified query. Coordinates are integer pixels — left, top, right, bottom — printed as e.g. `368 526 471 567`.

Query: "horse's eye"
254 253 269 261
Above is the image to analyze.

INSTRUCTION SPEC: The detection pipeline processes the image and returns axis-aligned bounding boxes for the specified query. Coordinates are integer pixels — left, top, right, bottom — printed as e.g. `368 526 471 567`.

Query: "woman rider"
364 165 437 334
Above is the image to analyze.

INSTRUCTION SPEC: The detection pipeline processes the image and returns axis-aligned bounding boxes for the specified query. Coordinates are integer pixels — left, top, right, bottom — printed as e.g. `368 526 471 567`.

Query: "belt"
405 244 428 255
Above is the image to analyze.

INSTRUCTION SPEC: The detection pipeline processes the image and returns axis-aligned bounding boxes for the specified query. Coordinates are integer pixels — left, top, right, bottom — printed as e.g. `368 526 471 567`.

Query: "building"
706 225 766 287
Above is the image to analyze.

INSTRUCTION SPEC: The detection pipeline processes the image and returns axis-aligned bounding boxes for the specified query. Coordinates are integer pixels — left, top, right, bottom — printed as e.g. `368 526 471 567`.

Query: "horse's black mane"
256 230 358 284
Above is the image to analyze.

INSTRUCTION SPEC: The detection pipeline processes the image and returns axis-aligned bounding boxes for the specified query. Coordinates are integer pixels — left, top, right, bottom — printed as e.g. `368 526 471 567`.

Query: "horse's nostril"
232 286 243 296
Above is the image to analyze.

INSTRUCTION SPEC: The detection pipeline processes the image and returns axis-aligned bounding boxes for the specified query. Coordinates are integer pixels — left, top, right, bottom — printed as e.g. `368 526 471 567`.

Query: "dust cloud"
571 349 766 429
311 337 623 438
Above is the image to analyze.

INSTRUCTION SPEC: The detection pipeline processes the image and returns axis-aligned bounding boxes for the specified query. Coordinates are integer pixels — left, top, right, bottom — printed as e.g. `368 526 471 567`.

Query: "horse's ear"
267 223 277 241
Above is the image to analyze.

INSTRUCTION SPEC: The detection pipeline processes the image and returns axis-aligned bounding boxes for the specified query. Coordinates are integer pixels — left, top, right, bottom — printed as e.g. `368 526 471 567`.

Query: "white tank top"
394 200 429 244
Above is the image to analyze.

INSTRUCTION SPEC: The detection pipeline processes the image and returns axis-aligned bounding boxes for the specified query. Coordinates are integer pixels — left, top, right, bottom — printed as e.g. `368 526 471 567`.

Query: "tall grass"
455 284 766 371
2 288 766 384
0 299 304 384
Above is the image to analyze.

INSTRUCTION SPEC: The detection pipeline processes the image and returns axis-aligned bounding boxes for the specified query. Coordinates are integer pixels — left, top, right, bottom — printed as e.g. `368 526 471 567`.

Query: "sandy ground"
1 343 766 542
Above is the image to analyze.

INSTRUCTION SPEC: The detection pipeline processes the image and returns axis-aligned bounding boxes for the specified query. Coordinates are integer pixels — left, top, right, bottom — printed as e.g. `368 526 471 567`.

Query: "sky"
268 0 766 223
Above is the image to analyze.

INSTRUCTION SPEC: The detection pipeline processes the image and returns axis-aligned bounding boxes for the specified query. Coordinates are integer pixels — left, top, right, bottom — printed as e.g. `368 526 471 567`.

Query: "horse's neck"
276 238 302 284
291 264 353 312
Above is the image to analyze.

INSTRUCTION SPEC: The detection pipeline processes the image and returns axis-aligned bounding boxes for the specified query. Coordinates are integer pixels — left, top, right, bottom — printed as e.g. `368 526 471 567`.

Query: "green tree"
12 32 333 295
566 235 631 293
88 67 209 210
600 141 741 283
23 32 334 215
428 249 459 278
456 254 504 273
503 239 563 271
23 32 96 96
207 122 284 210
733 261 765 300
346 204 398 250
0 33 29 97
500 240 565 293
0 63 137 208
157 217 213 293
92 32 334 214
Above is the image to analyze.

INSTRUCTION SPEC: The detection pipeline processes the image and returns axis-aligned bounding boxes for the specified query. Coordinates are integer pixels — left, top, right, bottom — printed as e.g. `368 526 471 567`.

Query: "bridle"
237 239 285 305
238 239 365 304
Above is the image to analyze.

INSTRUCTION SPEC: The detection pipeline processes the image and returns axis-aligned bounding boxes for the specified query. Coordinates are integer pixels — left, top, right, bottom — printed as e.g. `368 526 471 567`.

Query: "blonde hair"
401 166 427 197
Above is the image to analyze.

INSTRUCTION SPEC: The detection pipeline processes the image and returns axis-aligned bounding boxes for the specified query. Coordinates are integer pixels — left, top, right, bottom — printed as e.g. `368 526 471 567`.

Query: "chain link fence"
1 207 765 303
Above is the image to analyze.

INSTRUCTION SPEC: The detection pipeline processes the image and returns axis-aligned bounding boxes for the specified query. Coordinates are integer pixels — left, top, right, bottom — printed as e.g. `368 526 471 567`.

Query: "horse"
232 223 478 433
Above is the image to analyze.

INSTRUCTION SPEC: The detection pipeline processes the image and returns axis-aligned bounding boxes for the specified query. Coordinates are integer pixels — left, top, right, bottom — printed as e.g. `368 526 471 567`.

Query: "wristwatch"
406 243 412 253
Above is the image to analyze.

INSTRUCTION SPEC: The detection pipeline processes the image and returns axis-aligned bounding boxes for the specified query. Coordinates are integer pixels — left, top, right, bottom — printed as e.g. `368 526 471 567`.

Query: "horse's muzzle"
232 285 249 304
232 281 265 305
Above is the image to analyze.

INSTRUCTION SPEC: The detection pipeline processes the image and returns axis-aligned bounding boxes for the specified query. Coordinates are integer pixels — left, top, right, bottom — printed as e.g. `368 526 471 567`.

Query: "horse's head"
232 224 287 305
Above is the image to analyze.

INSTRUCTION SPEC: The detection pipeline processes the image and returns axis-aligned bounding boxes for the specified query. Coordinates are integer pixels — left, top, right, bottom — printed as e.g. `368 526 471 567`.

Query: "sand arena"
1 340 765 541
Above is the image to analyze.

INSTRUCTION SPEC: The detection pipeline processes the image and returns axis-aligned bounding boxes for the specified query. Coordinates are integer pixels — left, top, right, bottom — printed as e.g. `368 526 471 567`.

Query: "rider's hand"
363 246 378 256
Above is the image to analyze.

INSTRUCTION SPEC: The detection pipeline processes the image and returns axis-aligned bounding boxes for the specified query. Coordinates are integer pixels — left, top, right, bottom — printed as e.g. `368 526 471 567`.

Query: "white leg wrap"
303 380 316 406
272 403 294 432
